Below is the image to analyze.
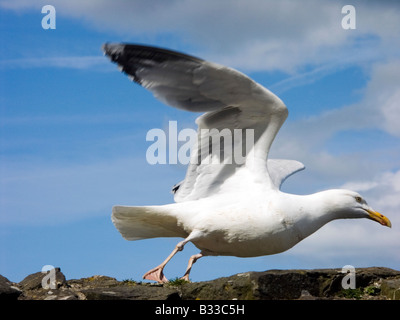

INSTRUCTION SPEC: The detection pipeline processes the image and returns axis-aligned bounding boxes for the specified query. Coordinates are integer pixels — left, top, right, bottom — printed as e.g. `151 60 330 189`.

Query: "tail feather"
111 205 188 241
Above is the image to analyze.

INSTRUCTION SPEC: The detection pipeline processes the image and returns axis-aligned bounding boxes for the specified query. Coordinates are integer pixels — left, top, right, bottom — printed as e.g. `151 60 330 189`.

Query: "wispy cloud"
0 56 108 70
0 112 143 126
270 64 347 95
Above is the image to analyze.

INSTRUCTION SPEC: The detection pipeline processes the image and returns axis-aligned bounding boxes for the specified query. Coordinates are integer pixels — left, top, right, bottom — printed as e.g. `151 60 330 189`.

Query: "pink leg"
143 239 187 283
180 253 203 282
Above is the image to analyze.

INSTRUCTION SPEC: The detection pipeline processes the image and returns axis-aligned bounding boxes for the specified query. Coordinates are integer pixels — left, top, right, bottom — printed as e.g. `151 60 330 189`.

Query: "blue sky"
1 0 400 283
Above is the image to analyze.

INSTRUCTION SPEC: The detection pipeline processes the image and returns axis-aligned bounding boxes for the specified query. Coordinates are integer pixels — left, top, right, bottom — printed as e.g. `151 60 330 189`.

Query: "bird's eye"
355 196 362 203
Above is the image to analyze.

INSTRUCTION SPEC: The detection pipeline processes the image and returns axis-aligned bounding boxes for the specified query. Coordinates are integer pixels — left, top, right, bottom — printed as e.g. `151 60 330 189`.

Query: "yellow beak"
366 209 392 228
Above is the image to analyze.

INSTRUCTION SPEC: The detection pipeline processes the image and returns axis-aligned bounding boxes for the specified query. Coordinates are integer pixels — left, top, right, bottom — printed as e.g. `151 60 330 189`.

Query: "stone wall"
1 267 400 300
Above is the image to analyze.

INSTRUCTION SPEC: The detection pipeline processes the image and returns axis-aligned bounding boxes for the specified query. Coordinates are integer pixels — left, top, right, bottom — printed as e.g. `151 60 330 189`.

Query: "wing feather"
103 43 289 201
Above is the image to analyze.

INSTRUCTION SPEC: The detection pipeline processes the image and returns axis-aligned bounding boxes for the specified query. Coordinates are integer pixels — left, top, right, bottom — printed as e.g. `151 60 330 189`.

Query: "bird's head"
322 189 391 227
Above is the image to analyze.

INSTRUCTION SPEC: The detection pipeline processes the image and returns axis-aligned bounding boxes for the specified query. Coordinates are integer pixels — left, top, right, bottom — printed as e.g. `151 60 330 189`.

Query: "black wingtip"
102 43 205 86
102 43 143 84
102 43 125 62
103 43 204 64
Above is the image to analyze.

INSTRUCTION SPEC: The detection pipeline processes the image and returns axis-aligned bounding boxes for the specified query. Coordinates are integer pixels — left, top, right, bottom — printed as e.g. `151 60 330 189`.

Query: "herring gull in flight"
103 43 391 283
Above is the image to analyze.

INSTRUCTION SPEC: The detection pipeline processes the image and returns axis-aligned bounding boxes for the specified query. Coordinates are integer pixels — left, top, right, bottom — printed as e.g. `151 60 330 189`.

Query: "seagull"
103 43 392 283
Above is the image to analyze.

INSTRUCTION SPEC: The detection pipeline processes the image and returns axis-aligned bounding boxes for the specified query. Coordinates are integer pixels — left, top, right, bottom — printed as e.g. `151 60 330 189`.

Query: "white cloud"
365 171 400 210
340 169 400 211
292 59 400 139
364 61 400 137
340 181 379 192
381 91 400 137
1 0 400 72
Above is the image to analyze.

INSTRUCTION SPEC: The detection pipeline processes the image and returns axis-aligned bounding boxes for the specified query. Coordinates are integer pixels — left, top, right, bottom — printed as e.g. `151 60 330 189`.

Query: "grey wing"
103 43 223 112
103 43 289 202
267 159 305 190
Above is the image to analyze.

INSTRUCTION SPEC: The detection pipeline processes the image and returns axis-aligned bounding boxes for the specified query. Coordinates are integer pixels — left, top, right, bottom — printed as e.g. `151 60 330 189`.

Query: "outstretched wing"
103 43 288 201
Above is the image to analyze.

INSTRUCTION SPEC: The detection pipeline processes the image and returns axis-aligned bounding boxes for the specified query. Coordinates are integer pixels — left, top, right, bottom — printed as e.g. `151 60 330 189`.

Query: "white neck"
280 190 354 239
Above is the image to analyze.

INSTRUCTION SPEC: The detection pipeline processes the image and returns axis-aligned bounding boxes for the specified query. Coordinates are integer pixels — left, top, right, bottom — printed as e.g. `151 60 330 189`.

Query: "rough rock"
2 266 400 300
68 275 180 300
176 267 400 300
0 275 21 300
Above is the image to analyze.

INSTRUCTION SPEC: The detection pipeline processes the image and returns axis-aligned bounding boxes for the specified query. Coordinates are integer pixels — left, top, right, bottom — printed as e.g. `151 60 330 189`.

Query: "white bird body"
113 188 362 259
104 43 391 283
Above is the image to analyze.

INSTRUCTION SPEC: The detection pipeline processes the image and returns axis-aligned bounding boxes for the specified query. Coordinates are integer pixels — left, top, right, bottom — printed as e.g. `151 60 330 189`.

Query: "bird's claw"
143 266 168 283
